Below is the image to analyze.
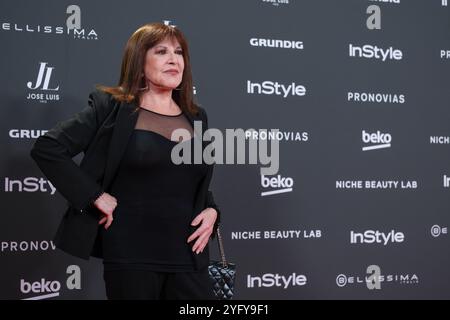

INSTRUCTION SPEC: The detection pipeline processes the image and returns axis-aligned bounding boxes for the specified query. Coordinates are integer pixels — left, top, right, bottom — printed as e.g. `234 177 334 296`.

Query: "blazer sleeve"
30 90 106 214
199 106 222 238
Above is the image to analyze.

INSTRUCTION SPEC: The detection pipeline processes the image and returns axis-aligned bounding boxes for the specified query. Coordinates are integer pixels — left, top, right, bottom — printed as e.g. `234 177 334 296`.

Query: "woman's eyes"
156 50 183 55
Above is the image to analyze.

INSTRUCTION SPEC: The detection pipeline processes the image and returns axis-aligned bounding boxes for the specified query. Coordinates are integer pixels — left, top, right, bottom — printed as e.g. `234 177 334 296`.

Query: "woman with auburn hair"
30 22 221 300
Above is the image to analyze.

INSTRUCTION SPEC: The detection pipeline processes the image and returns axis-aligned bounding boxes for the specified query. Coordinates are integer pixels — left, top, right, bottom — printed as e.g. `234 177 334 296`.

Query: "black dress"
100 107 208 272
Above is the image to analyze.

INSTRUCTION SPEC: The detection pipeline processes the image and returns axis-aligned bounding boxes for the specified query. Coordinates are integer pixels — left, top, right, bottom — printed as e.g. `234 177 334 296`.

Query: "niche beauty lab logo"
20 265 82 300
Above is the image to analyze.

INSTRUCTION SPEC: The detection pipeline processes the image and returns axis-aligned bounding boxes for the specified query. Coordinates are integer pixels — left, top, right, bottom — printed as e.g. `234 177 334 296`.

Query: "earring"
139 73 148 91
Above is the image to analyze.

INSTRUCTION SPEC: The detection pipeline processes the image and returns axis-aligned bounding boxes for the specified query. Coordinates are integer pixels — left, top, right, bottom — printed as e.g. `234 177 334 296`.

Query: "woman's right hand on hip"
95 193 117 230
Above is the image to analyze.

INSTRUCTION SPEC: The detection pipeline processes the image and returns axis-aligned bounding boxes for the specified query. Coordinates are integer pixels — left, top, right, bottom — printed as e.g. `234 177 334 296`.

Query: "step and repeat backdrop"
1 0 450 299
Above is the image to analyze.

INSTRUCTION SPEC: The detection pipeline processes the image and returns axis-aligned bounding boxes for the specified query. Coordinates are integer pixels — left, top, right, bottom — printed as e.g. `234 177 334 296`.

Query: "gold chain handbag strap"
216 227 228 268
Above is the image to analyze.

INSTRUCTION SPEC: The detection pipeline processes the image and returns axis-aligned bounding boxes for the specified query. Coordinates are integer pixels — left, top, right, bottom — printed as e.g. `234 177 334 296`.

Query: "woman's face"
143 37 184 91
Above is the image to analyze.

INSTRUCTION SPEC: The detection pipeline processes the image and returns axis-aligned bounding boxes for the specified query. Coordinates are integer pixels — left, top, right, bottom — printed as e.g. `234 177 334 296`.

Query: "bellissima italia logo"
1 5 99 40
336 265 418 289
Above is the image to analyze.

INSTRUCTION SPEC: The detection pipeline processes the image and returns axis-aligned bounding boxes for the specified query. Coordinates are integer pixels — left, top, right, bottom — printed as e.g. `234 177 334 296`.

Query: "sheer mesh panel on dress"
135 107 194 142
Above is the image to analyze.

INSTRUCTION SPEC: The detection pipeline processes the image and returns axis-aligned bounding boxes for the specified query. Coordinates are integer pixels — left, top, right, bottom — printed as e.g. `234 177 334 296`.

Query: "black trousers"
103 267 217 300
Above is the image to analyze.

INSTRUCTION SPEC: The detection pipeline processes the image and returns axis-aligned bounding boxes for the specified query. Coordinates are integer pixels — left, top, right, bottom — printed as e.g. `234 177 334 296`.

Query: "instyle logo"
247 273 307 289
349 44 403 61
247 80 306 98
250 38 303 50
4 177 56 194
443 175 450 188
350 230 405 245
261 174 294 196
362 130 392 151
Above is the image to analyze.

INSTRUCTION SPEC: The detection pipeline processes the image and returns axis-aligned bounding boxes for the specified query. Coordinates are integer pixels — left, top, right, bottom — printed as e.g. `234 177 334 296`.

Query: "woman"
30 22 221 300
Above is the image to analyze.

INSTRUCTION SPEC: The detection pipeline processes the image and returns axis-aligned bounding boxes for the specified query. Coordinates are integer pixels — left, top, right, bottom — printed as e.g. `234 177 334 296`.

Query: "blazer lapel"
102 100 138 190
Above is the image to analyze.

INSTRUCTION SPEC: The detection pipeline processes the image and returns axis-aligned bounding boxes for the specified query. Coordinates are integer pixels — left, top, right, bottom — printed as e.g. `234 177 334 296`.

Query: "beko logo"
21 265 81 300
362 130 392 151
247 273 307 289
349 44 403 61
247 80 306 98
250 38 303 50
261 174 294 196
4 177 56 194
350 230 405 245
348 92 405 104
9 129 47 139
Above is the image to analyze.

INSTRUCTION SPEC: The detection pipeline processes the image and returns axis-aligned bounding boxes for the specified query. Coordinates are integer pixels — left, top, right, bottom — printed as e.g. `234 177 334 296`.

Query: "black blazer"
30 89 221 270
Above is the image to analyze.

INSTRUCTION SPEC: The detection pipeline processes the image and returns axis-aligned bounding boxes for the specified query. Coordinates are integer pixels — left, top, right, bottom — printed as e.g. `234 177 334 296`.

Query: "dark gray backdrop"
1 0 449 299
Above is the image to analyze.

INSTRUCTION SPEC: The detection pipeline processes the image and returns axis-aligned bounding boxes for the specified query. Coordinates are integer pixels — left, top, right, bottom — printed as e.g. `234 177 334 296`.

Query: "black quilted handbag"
208 227 236 300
